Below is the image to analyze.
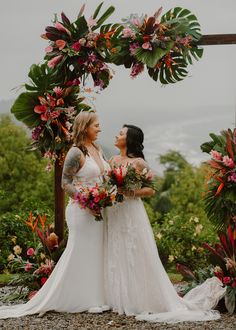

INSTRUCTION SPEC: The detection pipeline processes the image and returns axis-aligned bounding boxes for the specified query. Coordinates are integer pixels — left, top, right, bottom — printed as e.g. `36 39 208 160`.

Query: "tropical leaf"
93 2 103 19
11 92 41 128
74 16 89 37
92 6 115 30
225 286 236 314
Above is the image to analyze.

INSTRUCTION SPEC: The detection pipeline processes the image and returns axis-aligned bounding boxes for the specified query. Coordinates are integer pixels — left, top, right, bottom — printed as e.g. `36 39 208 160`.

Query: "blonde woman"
0 111 110 319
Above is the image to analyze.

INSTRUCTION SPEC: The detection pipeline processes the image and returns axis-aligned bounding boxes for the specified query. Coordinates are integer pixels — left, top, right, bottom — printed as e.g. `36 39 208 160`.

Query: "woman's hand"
87 208 101 217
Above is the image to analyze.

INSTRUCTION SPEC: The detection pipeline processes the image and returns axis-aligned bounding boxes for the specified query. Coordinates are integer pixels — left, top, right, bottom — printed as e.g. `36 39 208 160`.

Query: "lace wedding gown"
0 148 110 319
104 194 226 324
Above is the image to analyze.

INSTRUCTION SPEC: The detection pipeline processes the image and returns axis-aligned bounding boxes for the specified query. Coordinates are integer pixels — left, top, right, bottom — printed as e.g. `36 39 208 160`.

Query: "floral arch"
9 3 234 240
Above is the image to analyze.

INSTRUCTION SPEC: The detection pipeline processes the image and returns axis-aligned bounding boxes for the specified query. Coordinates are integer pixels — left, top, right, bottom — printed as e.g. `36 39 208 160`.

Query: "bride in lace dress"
0 111 110 319
104 124 226 324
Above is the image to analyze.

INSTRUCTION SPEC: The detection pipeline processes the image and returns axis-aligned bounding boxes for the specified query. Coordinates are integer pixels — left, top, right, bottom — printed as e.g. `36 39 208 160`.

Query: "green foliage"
200 128 236 231
145 151 217 271
0 115 54 213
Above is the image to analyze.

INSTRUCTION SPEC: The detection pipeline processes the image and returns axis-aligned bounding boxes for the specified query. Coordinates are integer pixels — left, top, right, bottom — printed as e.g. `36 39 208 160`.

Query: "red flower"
40 277 48 286
232 280 236 288
72 41 82 52
223 276 231 285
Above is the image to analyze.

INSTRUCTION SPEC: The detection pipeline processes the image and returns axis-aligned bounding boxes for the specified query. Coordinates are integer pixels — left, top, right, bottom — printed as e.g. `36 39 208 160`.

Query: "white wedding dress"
104 196 226 324
0 149 110 319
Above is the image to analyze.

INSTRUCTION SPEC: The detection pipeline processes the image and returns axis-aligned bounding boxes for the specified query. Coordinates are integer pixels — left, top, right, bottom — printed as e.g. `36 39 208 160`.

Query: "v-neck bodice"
73 150 110 187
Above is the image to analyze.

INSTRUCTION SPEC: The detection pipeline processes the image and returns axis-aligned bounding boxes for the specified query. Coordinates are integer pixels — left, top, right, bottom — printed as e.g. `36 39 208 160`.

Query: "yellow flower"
191 245 197 251
195 224 203 235
7 254 15 261
11 236 17 244
40 253 46 260
156 233 162 240
13 245 22 255
168 255 175 262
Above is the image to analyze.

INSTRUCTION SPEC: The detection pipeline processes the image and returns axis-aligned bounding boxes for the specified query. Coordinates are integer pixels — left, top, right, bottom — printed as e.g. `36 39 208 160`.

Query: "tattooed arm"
61 147 84 198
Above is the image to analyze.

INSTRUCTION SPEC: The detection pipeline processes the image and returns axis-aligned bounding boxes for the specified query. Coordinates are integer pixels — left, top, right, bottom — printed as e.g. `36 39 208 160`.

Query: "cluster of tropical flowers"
42 4 115 90
106 163 155 202
6 212 64 300
108 7 202 84
203 225 236 314
74 183 117 220
31 86 80 163
201 128 236 230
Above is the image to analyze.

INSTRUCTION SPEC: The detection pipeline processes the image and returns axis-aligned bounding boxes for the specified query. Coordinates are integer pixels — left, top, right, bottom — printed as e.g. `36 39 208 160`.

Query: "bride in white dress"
0 111 110 319
104 124 226 324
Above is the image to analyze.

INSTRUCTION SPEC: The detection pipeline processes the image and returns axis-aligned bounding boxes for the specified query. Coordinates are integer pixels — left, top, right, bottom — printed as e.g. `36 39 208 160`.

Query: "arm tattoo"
61 147 82 198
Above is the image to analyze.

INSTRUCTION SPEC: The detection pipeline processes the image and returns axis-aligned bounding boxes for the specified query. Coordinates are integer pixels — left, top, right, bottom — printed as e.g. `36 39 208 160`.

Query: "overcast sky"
1 0 236 172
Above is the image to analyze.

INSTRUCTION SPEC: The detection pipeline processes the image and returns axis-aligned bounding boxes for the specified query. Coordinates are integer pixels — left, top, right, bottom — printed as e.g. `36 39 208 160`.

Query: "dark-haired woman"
104 124 226 324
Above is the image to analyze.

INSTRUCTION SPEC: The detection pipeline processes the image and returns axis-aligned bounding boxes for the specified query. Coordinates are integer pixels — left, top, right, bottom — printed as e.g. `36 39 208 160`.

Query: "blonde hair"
72 110 98 154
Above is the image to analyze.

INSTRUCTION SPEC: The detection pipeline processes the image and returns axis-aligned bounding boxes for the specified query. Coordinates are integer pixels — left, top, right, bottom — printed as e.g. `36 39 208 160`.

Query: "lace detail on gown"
104 197 226 323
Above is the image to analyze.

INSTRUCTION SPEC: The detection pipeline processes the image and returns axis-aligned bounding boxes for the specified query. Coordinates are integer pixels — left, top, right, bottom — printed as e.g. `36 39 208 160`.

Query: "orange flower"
24 211 38 232
38 214 47 232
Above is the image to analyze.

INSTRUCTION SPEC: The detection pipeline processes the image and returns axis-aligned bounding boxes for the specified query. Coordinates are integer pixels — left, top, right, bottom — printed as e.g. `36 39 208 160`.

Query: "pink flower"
223 276 231 285
223 155 235 168
129 43 140 55
45 46 53 53
142 42 152 50
48 55 63 68
87 17 97 28
88 52 97 62
54 22 71 36
72 41 82 52
122 27 135 39
27 248 35 256
130 62 144 79
210 150 222 161
55 39 66 50
53 86 63 96
24 262 33 272
228 172 236 183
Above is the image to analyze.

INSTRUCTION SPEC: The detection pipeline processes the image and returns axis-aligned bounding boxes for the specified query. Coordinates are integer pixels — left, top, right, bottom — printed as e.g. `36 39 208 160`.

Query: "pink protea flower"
122 27 135 39
45 46 53 53
72 41 82 52
142 42 152 50
53 86 63 96
24 262 33 272
223 155 235 168
27 247 35 256
130 62 144 79
48 55 63 68
210 150 222 161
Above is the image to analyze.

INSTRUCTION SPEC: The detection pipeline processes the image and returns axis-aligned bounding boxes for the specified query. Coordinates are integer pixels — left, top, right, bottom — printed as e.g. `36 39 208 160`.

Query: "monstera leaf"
25 64 61 94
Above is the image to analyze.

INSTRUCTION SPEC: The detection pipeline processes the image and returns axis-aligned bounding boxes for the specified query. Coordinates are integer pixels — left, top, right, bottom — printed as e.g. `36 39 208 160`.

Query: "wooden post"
199 34 236 45
54 158 65 242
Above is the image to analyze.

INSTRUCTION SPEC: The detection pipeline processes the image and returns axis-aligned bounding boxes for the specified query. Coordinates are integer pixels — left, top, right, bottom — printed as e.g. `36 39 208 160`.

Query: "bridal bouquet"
74 183 117 220
106 163 154 202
